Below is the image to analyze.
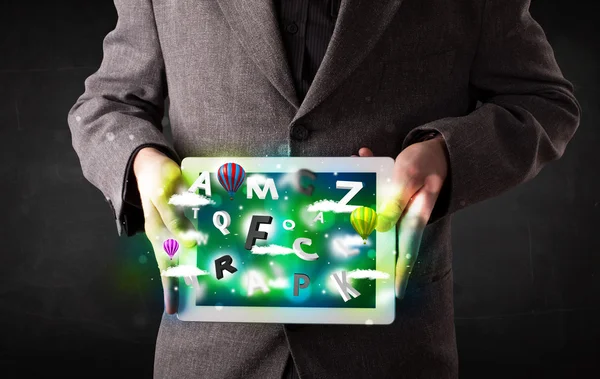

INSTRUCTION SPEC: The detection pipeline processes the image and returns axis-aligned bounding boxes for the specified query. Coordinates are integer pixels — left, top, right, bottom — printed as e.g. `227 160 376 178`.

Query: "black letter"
245 215 273 250
294 169 316 196
214 254 238 280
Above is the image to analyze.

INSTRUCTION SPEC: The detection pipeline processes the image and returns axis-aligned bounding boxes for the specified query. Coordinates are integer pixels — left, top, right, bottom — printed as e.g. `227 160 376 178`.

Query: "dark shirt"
120 0 340 236
275 0 340 102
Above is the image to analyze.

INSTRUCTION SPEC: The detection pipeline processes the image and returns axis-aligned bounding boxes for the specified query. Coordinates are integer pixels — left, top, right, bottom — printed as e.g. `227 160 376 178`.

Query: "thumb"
358 147 374 157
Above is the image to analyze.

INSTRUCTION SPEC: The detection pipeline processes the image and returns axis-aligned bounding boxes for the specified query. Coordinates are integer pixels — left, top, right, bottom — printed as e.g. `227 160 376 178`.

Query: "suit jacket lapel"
216 0 404 118
216 0 301 109
293 0 405 122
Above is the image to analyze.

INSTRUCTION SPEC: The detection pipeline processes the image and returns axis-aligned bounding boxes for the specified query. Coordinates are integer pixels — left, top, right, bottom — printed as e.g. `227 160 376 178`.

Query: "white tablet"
173 157 396 324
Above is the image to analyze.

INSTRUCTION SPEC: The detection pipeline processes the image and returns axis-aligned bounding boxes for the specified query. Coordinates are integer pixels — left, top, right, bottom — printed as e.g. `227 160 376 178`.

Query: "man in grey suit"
68 0 580 377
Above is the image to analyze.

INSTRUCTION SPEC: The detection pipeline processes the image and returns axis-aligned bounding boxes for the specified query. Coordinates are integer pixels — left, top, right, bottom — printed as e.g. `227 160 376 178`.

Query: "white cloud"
347 269 390 280
161 265 210 277
179 230 209 245
168 192 215 207
331 234 369 257
268 278 289 288
306 199 358 213
251 244 295 256
336 235 371 247
276 172 295 187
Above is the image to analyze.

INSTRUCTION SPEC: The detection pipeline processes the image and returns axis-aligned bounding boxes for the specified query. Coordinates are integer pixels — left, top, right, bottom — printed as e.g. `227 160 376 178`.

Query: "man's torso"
150 0 479 377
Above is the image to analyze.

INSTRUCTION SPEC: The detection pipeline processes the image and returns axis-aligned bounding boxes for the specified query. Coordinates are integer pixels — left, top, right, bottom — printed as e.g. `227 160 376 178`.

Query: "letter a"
247 271 270 296
188 171 212 196
312 211 324 224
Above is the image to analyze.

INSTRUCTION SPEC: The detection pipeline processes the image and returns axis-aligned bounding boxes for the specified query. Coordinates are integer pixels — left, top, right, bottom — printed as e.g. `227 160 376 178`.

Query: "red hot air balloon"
163 238 179 260
217 162 246 200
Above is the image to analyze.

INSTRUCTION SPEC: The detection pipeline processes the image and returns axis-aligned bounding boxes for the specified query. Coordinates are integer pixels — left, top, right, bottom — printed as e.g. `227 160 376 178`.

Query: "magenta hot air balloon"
163 238 179 260
217 162 246 200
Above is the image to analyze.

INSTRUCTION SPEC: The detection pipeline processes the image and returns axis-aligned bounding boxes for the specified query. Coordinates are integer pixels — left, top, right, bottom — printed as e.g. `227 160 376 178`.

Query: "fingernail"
375 218 393 232
165 303 176 315
176 232 197 248
180 239 196 248
396 289 406 300
396 281 407 299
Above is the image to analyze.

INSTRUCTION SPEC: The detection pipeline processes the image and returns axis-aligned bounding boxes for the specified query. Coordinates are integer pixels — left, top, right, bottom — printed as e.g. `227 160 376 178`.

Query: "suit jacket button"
286 22 299 34
290 124 309 141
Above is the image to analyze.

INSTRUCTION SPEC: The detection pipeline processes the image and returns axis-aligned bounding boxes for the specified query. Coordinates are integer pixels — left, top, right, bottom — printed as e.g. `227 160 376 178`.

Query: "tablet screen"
176 157 396 324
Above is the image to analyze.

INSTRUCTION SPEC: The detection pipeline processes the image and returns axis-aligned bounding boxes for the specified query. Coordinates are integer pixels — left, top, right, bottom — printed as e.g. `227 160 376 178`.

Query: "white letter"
188 171 211 196
293 238 319 261
247 271 270 296
192 207 200 219
247 177 279 200
336 181 363 206
196 232 209 245
330 271 361 302
312 212 324 224
283 219 296 231
213 211 231 235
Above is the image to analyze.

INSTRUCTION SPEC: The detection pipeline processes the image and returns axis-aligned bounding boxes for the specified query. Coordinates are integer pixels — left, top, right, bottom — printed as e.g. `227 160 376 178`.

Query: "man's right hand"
133 147 197 314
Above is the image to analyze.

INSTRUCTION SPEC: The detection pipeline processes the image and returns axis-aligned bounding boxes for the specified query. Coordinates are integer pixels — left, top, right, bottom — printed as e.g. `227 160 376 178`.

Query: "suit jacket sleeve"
402 0 581 224
68 0 180 237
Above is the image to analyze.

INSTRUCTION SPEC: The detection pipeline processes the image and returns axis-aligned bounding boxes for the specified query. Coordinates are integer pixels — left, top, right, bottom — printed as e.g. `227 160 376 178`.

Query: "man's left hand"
354 135 449 299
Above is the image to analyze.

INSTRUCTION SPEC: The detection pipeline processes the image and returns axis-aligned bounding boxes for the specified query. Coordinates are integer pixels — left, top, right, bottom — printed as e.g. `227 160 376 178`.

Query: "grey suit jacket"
68 0 580 378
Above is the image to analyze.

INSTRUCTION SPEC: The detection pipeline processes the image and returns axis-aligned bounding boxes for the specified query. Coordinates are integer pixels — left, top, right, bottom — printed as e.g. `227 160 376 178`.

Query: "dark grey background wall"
0 1 598 378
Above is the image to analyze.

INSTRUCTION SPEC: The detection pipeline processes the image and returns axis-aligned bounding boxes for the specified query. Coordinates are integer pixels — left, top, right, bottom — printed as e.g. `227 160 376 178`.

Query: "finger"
143 199 180 314
376 173 422 232
351 154 358 157
152 183 198 248
394 187 438 299
358 147 374 157
161 276 179 315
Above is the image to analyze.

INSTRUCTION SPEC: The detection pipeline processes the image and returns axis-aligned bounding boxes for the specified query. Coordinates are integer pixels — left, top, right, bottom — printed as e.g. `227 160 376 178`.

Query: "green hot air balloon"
350 206 378 244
